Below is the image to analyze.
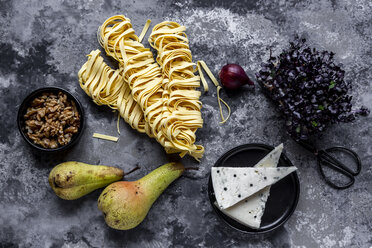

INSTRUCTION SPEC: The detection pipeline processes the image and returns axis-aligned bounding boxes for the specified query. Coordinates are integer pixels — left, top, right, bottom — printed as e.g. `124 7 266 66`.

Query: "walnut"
64 126 78 134
23 92 80 149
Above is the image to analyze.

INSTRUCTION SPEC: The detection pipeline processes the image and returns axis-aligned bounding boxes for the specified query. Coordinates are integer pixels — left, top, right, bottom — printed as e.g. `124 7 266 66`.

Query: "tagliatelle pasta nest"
149 21 204 158
78 49 151 135
78 15 208 160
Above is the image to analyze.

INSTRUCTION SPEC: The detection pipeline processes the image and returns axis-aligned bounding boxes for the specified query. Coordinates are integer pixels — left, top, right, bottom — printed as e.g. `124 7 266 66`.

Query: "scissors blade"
320 152 353 174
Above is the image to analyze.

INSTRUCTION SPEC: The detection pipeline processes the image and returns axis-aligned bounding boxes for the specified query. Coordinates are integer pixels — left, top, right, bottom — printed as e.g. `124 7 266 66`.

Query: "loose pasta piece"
138 19 152 42
93 133 119 142
149 21 204 159
198 61 231 124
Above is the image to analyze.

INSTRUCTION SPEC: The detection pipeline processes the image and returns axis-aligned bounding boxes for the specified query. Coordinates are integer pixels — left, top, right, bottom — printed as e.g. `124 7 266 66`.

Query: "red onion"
219 64 254 90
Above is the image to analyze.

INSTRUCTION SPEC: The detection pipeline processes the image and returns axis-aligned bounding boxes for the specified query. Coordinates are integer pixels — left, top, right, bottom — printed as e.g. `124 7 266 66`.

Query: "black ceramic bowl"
17 87 84 152
208 143 300 234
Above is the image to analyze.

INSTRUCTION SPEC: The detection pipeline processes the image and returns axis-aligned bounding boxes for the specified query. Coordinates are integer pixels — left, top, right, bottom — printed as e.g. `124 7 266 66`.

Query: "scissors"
296 139 362 189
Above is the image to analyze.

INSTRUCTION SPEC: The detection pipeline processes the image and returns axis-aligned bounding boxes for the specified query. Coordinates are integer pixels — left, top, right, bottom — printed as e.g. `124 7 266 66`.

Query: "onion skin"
219 64 254 90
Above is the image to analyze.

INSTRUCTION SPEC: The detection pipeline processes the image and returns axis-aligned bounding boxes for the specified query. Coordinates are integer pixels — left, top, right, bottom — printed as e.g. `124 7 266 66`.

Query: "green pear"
98 162 184 230
49 161 124 200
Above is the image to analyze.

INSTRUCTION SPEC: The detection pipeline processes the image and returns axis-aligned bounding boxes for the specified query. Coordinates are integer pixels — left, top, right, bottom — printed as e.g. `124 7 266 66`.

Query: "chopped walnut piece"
50 139 58 149
37 109 46 118
31 98 45 107
64 126 78 134
24 109 38 118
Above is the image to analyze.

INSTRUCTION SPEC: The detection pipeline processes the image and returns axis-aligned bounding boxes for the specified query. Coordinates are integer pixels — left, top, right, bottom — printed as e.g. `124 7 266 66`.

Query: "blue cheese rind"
217 144 283 228
212 166 297 210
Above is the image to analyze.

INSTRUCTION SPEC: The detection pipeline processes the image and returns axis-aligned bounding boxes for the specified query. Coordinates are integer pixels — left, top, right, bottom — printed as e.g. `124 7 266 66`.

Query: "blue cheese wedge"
212 166 297 210
217 144 283 229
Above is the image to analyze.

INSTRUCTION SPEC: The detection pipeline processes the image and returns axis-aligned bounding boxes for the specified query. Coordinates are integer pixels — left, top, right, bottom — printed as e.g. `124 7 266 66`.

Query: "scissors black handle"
297 140 362 189
317 147 361 189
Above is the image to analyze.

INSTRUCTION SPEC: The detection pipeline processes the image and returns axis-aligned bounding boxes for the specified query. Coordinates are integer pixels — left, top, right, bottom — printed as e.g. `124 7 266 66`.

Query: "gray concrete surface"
0 0 371 247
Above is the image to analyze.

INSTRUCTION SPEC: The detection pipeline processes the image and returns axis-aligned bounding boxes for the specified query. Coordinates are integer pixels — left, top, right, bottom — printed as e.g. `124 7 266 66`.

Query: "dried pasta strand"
197 60 219 90
93 133 119 142
149 21 204 159
138 19 151 43
197 61 231 124
116 111 121 134
217 86 231 124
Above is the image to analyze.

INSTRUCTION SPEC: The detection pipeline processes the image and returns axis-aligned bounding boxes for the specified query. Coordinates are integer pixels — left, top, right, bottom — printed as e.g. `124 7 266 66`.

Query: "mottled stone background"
0 0 371 247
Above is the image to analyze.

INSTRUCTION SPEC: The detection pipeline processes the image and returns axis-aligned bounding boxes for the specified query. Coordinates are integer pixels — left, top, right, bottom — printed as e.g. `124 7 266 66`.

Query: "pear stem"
124 165 140 176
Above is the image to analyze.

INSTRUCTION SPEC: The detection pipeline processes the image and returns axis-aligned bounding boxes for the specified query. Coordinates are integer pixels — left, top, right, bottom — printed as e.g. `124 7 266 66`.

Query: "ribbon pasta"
98 15 165 140
148 21 204 159
78 49 152 135
79 15 205 160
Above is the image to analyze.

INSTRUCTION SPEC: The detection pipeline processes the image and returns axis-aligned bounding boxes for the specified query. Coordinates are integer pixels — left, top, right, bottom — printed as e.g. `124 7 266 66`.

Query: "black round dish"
17 87 85 152
208 143 300 234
